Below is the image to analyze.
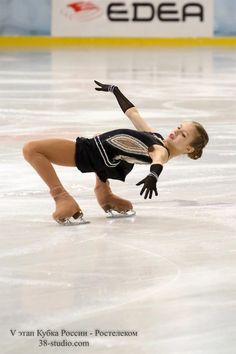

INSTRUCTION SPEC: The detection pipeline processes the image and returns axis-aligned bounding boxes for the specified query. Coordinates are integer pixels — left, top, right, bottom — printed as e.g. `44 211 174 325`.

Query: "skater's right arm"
124 106 154 132
94 80 154 132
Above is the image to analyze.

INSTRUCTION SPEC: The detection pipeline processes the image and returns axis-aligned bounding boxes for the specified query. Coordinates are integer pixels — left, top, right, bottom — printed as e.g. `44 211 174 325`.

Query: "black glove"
94 80 116 92
136 164 163 199
136 175 158 199
94 80 134 113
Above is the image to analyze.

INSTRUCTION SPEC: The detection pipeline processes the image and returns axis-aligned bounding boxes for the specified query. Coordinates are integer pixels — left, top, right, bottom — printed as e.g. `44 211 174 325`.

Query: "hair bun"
188 148 203 160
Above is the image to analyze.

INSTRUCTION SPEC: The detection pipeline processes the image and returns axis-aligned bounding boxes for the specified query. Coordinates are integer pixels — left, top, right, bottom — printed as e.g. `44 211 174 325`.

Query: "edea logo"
107 2 205 22
60 1 205 23
61 1 102 21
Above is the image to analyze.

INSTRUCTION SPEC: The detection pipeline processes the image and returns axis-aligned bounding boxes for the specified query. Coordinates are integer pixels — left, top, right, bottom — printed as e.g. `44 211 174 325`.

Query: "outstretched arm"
94 80 154 132
124 106 154 132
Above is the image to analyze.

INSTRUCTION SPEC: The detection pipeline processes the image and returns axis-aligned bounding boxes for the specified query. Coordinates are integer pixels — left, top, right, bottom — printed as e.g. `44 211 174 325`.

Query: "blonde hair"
188 121 209 160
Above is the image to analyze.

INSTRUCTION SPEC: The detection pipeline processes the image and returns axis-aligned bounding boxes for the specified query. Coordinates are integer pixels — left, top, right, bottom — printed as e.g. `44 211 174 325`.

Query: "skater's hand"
136 175 158 199
94 80 117 92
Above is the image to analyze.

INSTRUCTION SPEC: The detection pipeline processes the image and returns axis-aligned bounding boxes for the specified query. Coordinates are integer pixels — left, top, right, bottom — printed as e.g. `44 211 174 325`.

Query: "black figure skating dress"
75 129 169 182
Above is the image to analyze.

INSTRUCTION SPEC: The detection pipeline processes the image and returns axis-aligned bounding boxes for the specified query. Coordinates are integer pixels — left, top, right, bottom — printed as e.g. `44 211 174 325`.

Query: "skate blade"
106 209 136 219
56 215 90 226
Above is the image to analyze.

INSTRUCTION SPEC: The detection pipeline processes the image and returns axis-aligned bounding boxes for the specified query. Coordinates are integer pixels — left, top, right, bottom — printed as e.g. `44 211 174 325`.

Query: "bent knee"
22 141 40 161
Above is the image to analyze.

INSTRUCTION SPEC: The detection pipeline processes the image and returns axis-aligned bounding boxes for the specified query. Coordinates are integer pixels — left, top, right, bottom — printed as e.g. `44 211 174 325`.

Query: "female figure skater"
23 81 209 225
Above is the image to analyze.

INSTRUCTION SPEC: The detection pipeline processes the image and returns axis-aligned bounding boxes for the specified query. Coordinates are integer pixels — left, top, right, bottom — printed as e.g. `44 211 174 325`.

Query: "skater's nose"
174 128 181 136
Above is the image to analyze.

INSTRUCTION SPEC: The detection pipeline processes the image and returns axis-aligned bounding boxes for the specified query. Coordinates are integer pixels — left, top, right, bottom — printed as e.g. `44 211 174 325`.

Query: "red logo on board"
62 1 102 21
68 2 99 12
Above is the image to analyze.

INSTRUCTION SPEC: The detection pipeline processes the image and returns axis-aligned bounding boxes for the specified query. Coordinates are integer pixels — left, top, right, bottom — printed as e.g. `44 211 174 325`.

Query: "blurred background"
0 0 235 37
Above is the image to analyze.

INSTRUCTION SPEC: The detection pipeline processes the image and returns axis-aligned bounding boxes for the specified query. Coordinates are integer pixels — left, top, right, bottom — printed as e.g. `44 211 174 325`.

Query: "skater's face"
166 122 197 155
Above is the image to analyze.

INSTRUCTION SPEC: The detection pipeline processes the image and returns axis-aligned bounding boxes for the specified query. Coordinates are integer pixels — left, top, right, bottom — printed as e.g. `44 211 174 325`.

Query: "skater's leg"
23 139 82 221
94 175 133 213
23 139 76 189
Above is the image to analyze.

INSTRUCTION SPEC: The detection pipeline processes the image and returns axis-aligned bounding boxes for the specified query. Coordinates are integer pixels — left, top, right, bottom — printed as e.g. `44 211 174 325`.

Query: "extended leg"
23 139 83 222
94 175 133 213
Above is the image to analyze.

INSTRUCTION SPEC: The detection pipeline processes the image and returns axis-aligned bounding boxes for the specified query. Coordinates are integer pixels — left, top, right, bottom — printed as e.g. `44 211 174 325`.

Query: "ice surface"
0 47 236 354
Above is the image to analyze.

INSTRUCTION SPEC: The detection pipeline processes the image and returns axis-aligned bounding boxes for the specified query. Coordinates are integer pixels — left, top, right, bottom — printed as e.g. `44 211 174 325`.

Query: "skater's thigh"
34 138 76 166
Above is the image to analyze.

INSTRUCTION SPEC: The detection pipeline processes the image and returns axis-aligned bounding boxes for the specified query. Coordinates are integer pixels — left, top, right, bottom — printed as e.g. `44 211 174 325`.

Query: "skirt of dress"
75 137 134 182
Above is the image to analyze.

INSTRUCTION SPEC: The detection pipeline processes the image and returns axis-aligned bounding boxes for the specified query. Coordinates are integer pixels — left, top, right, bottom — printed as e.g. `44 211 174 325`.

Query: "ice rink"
0 46 236 354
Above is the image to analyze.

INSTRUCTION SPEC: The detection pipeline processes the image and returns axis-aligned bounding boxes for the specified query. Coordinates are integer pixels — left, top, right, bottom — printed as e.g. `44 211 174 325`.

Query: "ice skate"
50 186 90 225
105 209 136 219
94 184 136 219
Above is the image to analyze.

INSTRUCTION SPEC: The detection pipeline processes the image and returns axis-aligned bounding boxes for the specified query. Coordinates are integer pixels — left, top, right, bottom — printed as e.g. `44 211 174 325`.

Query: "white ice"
0 47 236 354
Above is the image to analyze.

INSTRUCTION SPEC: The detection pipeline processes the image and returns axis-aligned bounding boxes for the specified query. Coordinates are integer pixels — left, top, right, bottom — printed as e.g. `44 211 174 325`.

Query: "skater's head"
187 121 209 159
166 121 209 159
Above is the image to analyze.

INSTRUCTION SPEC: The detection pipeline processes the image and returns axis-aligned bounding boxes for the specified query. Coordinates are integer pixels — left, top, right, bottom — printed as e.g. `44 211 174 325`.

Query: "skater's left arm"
136 145 168 199
148 144 168 165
